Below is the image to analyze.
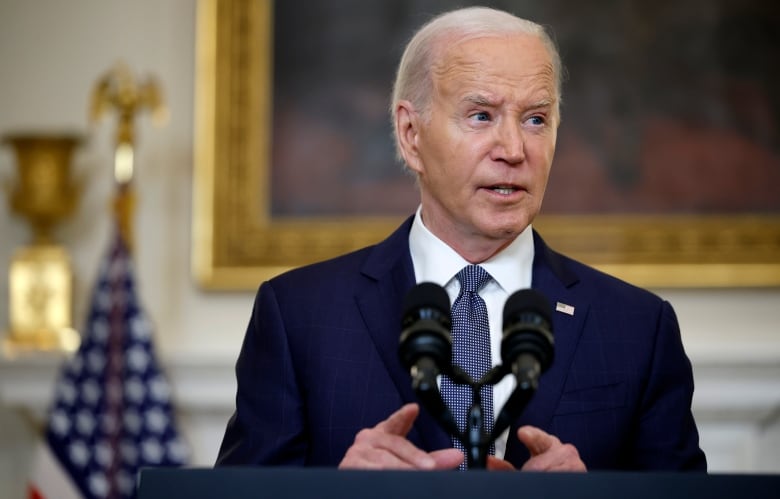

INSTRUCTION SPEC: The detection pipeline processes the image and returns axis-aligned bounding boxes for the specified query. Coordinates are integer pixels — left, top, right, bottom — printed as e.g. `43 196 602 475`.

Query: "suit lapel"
504 231 590 464
355 216 451 451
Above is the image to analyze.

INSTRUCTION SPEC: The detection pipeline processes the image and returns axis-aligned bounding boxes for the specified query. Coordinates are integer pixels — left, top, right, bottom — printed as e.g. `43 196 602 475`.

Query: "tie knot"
456 265 491 294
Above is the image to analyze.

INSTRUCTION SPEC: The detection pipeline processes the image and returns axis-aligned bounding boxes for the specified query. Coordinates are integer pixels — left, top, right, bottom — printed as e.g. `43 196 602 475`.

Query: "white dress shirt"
408 206 534 459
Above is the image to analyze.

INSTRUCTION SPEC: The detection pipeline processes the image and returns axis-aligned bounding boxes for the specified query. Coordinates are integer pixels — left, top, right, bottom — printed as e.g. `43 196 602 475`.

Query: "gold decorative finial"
89 62 167 249
90 61 168 184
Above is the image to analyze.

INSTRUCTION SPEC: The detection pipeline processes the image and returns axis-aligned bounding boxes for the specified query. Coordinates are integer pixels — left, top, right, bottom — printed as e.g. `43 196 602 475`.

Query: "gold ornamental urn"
3 133 81 352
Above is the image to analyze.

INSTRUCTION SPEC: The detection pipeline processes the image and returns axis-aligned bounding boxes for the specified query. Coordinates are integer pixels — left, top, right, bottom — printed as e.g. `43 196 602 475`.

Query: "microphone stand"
445 364 489 469
428 363 537 470
465 380 488 468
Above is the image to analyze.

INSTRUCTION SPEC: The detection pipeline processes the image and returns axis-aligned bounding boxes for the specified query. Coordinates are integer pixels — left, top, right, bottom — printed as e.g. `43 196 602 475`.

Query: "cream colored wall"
0 0 254 358
0 2 778 498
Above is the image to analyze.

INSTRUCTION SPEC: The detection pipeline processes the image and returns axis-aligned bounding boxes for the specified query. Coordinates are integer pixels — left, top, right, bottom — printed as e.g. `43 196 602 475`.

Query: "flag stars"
76 409 97 436
149 376 171 402
88 471 109 498
167 437 190 462
145 407 169 434
68 440 90 467
56 380 78 406
81 379 102 406
131 316 152 341
123 409 143 435
127 346 150 373
92 317 110 343
125 377 146 403
49 409 71 436
87 347 107 374
94 440 113 467
142 438 164 464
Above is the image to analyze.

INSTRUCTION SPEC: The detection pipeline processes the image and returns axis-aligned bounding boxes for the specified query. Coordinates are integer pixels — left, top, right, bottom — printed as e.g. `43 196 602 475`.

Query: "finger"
375 403 419 436
517 425 560 456
372 430 438 468
486 455 516 471
341 429 435 470
363 426 438 469
430 448 465 470
342 444 424 470
520 443 586 472
339 448 413 470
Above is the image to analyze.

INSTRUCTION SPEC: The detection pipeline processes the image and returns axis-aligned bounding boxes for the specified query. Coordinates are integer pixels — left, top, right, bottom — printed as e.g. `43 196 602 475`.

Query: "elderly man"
216 7 706 472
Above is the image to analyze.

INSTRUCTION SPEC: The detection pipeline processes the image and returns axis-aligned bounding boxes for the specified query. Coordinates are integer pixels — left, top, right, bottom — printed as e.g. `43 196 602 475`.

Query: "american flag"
35 231 188 498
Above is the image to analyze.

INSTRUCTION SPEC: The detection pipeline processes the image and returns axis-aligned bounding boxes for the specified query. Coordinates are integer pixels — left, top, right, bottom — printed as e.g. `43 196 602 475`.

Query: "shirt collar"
408 206 534 292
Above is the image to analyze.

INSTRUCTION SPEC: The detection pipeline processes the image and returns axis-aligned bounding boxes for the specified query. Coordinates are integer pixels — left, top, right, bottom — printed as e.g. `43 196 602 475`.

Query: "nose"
491 120 526 165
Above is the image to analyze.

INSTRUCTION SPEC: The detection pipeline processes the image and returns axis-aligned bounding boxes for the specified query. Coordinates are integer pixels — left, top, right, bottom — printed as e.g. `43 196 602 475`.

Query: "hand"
517 426 587 472
338 403 464 470
486 455 516 471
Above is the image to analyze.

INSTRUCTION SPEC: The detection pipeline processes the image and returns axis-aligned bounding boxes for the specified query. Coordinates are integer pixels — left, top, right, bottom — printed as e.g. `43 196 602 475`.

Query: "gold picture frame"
192 0 780 290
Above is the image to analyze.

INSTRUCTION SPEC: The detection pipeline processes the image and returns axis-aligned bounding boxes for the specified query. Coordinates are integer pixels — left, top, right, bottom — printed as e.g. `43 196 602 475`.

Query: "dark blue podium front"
138 467 779 499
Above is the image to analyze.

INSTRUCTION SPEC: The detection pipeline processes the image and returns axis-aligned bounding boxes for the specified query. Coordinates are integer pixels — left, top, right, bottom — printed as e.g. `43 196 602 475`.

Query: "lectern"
138 468 779 499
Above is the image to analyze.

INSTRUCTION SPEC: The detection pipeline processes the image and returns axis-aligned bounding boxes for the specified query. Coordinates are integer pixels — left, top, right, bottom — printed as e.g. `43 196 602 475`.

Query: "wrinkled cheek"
539 167 553 194
538 150 555 191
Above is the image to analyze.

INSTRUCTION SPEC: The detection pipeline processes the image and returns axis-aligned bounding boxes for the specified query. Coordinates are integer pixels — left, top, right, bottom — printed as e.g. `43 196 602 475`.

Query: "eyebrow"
462 94 497 107
527 99 554 111
462 94 555 111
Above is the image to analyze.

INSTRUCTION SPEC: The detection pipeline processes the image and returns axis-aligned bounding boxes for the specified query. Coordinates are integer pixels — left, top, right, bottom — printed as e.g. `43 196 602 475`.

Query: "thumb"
517 425 558 456
375 403 420 436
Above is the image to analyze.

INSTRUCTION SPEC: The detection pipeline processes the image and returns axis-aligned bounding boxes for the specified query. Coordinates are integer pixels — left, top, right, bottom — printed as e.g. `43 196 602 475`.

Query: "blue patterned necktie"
440 264 494 470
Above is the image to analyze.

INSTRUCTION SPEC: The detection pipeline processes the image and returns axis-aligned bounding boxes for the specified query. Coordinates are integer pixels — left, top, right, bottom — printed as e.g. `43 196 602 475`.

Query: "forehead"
431 34 557 102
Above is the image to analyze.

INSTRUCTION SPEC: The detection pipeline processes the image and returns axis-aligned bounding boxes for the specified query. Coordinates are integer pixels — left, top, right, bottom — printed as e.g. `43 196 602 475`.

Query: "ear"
395 100 424 174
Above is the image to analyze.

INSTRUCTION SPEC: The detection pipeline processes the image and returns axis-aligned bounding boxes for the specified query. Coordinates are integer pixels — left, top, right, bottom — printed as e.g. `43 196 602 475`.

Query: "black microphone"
500 289 554 391
399 282 460 436
399 283 452 391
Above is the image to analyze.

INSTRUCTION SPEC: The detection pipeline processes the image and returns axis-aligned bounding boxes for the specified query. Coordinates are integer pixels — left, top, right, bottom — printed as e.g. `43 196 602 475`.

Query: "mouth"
486 184 522 196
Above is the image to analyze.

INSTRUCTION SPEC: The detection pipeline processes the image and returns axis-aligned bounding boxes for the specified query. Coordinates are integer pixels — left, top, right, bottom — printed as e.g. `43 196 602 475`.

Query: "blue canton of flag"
44 232 188 498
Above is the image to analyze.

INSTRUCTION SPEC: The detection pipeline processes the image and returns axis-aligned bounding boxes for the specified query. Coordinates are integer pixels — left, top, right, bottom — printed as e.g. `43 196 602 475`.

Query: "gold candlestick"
3 134 82 353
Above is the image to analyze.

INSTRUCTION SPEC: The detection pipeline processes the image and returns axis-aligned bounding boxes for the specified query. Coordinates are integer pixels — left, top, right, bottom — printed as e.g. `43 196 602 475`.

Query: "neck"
418 209 519 264
448 238 514 264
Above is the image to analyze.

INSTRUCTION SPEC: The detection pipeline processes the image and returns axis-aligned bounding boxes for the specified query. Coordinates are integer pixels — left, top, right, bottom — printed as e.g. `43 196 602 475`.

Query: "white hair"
390 7 563 159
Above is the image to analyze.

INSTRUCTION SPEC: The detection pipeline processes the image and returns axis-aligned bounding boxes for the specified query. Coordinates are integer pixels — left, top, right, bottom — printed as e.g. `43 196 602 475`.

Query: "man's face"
401 34 559 259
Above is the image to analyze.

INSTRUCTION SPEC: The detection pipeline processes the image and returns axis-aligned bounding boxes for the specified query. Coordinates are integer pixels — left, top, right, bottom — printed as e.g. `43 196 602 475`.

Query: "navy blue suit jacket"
216 217 706 470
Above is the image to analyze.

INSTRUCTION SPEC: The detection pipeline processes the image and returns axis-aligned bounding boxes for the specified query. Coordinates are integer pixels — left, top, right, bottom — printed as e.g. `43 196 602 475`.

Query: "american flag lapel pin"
556 301 575 316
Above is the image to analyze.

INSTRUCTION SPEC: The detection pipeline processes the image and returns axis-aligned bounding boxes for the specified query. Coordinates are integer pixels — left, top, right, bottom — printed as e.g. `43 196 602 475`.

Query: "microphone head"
501 289 554 373
399 282 452 372
402 282 452 327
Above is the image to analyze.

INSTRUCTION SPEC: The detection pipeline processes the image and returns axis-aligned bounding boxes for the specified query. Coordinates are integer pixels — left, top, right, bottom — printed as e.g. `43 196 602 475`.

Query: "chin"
491 216 532 236
474 209 534 240
481 224 524 241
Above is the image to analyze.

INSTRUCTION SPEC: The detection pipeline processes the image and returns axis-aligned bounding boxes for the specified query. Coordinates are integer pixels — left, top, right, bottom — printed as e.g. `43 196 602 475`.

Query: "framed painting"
193 0 780 289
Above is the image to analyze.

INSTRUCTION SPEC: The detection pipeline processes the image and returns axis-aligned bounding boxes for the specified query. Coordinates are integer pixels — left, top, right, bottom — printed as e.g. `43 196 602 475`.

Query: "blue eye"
472 112 490 122
527 116 545 126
